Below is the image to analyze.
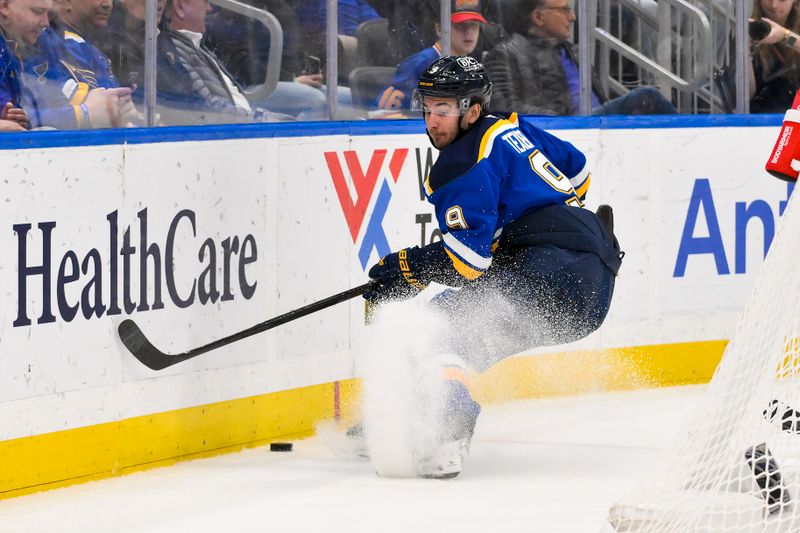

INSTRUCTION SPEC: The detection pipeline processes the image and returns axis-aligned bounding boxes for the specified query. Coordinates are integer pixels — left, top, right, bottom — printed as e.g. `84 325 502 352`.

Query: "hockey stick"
118 282 373 371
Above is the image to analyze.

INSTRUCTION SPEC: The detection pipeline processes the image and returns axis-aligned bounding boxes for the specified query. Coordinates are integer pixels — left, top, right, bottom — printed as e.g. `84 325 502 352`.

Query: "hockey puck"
270 442 293 452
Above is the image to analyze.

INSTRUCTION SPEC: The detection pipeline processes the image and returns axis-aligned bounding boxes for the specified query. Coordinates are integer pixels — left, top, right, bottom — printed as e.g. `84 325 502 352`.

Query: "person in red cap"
371 0 503 64
373 0 501 114
451 0 487 24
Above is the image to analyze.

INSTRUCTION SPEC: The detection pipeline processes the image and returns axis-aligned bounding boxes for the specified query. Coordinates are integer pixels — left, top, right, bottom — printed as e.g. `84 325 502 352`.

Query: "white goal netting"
609 189 800 533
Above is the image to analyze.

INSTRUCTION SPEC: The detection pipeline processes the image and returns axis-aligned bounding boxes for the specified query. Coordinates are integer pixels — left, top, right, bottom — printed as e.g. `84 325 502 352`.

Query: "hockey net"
608 190 800 533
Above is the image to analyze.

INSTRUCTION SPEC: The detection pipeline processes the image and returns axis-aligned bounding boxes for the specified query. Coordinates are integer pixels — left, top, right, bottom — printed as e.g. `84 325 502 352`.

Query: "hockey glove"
364 247 428 303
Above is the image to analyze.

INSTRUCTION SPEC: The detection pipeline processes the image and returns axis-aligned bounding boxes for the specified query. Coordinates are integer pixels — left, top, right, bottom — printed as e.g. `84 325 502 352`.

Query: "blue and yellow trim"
445 248 484 280
441 232 492 280
477 113 519 161
63 30 85 43
0 380 362 501
0 114 781 152
574 173 591 199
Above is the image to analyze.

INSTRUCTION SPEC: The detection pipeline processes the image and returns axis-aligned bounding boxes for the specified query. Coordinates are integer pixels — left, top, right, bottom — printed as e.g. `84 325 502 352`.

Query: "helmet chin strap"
453 115 472 143
425 129 437 148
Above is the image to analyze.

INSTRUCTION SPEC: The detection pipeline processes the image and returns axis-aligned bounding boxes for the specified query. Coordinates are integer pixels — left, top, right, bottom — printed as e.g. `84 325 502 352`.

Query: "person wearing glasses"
361 56 622 478
484 0 677 116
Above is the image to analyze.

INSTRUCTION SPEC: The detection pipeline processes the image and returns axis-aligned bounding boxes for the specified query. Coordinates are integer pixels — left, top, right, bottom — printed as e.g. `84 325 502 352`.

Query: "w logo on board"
324 149 408 270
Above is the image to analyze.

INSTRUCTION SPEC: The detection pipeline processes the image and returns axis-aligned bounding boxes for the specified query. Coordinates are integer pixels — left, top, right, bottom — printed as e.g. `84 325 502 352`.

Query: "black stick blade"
118 319 178 371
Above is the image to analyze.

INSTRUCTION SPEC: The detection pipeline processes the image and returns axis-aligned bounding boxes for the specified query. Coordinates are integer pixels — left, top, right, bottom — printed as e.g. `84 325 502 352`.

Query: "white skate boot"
415 379 481 479
344 422 370 458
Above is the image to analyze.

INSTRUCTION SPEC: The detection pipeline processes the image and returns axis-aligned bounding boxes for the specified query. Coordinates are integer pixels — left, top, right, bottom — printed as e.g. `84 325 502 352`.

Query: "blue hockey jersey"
7 26 120 129
425 112 591 281
52 20 119 89
375 44 440 111
0 31 23 109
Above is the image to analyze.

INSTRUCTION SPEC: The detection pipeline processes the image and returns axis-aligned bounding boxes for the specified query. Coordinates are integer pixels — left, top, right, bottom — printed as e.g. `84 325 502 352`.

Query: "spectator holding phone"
748 0 800 112
0 0 132 128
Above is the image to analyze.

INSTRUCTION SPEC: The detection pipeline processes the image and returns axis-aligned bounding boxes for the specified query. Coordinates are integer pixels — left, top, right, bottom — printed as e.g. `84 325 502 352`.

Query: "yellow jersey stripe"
442 232 492 269
377 87 393 108
63 30 84 43
478 119 517 161
445 248 484 280
69 82 89 106
575 174 591 199
478 119 508 161
72 105 83 127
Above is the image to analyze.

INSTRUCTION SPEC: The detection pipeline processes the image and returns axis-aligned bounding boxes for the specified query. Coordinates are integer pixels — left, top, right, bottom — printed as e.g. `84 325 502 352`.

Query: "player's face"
0 0 51 45
534 0 575 41
65 0 112 30
760 0 793 25
422 96 462 149
451 21 481 56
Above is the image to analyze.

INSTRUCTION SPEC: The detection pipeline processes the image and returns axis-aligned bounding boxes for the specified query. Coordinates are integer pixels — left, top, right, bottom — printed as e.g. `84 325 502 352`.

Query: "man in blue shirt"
363 56 622 478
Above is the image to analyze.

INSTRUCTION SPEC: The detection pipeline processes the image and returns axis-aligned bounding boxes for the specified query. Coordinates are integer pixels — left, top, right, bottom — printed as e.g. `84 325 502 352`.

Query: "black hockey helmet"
411 56 492 116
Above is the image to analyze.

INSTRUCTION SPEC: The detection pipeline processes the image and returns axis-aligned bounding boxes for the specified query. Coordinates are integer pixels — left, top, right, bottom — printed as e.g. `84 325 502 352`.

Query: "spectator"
204 0 352 120
97 0 167 88
157 0 291 124
0 22 29 130
51 0 120 88
0 0 131 128
484 0 677 116
747 0 800 113
370 0 505 65
374 0 487 113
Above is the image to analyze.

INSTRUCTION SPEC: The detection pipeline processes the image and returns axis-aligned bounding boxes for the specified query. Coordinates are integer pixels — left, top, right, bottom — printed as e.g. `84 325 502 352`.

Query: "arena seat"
349 66 397 109
355 18 395 67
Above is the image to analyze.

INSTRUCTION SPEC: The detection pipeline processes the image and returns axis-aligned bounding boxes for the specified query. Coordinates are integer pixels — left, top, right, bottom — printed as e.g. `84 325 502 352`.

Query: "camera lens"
749 19 771 41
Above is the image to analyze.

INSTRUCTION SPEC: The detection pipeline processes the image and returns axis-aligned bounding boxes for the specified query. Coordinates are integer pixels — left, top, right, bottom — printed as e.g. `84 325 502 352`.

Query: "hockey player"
363 56 623 478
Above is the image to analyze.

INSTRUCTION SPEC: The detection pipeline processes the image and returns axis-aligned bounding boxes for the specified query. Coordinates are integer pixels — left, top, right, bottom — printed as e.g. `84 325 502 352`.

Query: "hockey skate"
415 379 481 479
344 422 370 458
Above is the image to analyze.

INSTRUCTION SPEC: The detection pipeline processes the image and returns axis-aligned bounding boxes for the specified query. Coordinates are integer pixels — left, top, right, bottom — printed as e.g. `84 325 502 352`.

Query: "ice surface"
0 386 704 533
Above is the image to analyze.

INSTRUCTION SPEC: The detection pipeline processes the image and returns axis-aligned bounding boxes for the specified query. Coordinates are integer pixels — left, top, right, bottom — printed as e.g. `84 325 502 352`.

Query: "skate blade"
415 440 466 479
419 471 461 479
